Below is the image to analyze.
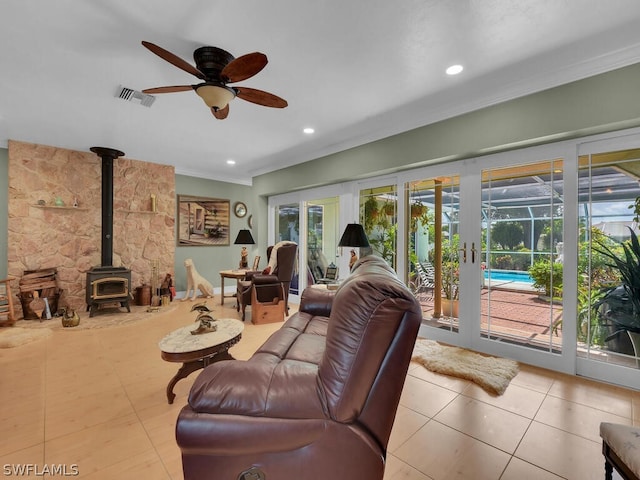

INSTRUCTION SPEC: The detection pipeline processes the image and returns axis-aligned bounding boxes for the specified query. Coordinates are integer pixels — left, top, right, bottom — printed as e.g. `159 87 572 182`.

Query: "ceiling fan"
140 41 288 119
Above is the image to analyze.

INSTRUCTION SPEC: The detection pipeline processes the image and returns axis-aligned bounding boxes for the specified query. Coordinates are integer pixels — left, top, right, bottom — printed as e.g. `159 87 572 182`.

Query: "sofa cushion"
253 313 328 364
187 301 331 419
187 356 327 418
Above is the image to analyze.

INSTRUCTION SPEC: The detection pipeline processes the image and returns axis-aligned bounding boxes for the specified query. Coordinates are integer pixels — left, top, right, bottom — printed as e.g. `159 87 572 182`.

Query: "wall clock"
234 201 247 218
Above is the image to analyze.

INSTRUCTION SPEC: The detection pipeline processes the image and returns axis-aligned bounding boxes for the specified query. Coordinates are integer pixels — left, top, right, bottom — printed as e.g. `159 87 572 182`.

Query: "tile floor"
0 298 637 479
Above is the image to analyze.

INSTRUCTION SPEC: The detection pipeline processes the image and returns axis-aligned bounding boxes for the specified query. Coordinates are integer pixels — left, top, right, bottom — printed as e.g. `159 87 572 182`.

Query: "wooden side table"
219 269 248 305
159 318 244 404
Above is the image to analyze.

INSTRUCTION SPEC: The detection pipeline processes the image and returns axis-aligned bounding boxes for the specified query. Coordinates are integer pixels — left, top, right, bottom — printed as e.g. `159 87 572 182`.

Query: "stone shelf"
33 205 88 211
116 210 159 214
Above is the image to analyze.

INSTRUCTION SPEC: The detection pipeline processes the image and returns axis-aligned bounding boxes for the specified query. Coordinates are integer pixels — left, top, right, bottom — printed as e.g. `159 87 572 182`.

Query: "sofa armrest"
188 359 327 419
251 274 279 285
242 270 262 281
177 412 330 455
299 287 335 317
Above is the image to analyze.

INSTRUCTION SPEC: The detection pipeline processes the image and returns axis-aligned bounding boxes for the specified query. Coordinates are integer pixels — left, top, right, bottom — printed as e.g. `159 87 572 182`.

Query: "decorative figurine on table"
239 246 249 269
191 311 217 335
349 249 358 269
190 301 217 334
190 301 212 313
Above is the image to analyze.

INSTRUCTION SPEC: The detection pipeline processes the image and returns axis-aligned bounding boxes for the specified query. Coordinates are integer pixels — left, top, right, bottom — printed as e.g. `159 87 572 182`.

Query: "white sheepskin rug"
0 327 52 348
412 338 519 395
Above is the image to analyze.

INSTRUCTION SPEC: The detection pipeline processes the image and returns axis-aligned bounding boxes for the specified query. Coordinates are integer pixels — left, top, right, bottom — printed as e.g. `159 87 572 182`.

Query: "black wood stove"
85 147 131 317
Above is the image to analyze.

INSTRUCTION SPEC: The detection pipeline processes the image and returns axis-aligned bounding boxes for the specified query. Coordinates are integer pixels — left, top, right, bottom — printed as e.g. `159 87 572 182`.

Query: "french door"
409 144 576 374
466 148 575 374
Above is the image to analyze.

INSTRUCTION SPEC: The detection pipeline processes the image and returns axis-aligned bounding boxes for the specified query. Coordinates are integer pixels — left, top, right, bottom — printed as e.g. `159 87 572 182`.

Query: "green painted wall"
174 174 255 293
253 62 640 197
0 148 7 279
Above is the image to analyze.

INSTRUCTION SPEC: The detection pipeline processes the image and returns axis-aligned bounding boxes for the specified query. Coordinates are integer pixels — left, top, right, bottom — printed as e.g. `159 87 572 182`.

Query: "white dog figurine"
183 258 214 301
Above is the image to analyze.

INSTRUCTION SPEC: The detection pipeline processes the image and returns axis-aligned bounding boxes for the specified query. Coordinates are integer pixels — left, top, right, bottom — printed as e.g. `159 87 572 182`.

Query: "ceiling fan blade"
212 104 229 119
221 52 268 83
235 87 288 108
141 41 205 80
142 85 194 94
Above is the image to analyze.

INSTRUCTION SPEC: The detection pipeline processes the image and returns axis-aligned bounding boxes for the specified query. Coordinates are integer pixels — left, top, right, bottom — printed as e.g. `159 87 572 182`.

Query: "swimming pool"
484 270 533 283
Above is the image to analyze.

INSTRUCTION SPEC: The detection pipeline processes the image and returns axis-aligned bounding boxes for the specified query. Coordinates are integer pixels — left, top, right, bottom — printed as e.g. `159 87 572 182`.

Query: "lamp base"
239 247 249 269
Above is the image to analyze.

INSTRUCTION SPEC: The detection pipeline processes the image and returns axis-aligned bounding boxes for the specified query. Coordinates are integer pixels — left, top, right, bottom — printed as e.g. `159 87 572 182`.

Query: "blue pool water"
484 270 533 283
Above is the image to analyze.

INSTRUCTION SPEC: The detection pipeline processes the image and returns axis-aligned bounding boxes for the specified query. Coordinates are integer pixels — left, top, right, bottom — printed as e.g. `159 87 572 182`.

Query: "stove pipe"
90 146 125 267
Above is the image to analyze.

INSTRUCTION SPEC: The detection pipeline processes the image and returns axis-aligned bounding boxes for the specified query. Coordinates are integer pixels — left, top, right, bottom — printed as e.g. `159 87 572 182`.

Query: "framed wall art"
234 201 247 218
177 195 230 246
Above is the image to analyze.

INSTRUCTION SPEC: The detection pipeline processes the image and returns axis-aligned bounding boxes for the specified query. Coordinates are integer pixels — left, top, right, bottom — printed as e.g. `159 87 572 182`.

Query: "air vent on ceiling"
115 85 156 107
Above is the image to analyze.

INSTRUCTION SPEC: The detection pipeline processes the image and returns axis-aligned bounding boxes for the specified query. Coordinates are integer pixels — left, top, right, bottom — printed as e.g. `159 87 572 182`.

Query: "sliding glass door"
576 136 640 387
305 196 340 284
404 175 462 339
271 190 343 297
275 203 300 295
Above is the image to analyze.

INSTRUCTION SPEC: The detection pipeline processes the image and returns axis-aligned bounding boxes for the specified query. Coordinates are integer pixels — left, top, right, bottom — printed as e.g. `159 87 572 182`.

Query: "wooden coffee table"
158 318 244 404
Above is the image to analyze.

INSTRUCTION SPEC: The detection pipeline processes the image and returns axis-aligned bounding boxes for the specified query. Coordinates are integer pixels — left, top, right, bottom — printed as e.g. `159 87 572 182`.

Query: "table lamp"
234 229 255 269
338 223 369 248
338 223 370 270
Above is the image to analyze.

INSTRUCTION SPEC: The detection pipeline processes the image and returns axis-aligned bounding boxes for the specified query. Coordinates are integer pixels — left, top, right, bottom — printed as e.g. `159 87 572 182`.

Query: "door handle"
471 242 477 263
459 242 467 263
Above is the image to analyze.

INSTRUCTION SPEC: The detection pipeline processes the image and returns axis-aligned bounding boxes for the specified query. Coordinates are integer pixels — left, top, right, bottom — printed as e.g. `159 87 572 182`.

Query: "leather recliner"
236 242 297 321
176 255 422 479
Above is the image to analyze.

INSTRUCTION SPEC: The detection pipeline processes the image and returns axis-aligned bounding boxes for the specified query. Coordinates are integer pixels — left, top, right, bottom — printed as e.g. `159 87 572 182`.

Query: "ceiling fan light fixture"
196 84 236 109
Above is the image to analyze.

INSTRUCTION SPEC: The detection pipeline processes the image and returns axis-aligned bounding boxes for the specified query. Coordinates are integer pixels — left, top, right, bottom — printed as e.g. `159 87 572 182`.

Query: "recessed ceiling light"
226 159 236 166
446 64 464 75
303 127 315 134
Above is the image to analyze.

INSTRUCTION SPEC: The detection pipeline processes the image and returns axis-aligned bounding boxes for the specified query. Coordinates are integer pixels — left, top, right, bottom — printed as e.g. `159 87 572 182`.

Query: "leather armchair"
236 242 297 321
177 255 422 479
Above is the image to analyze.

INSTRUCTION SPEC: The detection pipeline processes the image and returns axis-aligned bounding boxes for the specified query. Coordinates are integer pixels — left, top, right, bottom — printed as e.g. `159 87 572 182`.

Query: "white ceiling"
3 1 640 185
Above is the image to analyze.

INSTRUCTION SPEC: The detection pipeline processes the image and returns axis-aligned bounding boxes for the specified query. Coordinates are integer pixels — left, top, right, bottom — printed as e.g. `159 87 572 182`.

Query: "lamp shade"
195 84 236 110
234 229 255 245
338 223 370 247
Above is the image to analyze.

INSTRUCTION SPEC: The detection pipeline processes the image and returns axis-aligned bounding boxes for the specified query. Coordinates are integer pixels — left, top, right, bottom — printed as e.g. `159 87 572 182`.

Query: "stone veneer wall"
7 140 176 315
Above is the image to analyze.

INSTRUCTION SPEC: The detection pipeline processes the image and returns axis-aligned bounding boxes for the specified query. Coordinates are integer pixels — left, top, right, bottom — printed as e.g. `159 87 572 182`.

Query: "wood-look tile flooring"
0 299 637 479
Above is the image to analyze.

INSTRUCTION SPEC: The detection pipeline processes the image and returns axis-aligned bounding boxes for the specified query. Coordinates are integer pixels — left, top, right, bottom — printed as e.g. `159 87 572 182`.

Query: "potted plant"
363 196 380 232
382 200 395 217
409 200 430 233
362 194 397 268
593 226 640 354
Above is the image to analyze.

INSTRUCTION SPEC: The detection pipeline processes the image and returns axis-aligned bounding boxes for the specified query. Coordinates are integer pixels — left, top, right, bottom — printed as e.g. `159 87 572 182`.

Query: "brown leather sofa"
176 255 422 480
